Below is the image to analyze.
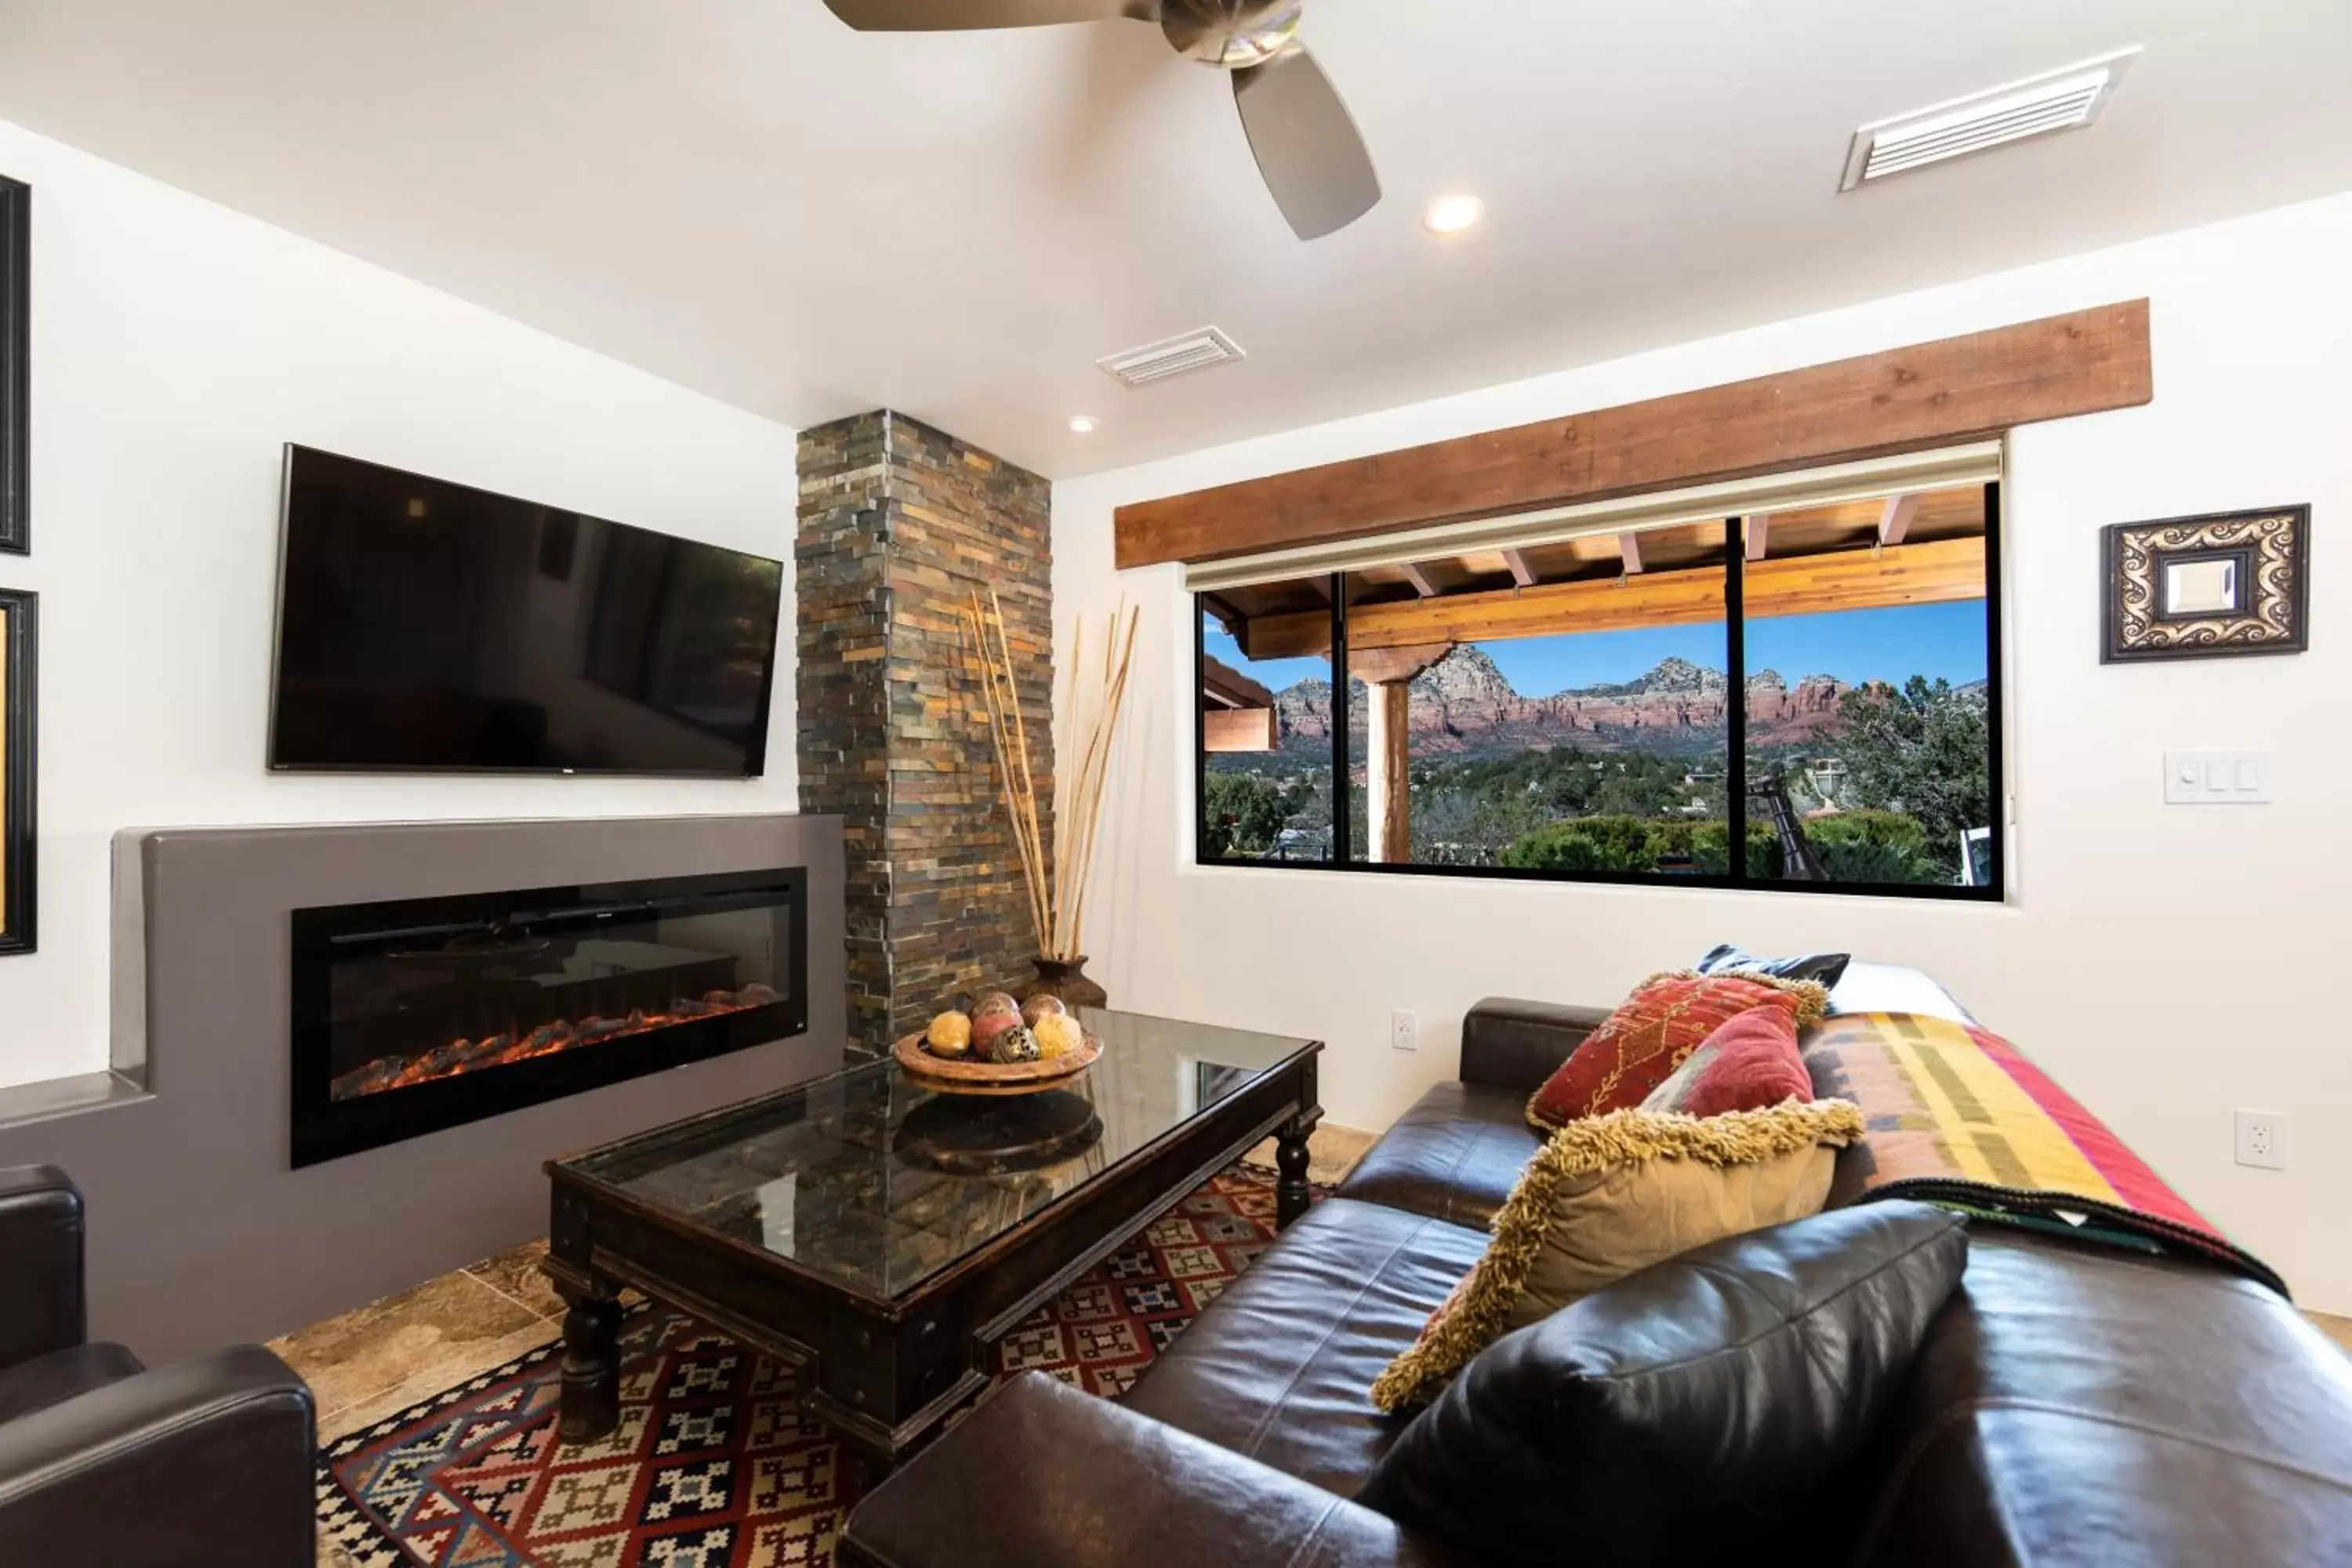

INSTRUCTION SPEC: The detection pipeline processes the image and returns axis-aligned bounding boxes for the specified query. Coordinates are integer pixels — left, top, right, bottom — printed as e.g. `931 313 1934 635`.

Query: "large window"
1199 581 1340 864
1194 482 2003 899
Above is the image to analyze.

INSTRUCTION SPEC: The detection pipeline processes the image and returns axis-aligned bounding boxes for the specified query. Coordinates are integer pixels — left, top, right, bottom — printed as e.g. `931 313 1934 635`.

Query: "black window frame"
1193 483 2005 902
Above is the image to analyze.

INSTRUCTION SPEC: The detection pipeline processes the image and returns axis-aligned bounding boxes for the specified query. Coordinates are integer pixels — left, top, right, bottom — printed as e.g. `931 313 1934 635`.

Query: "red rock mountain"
1275 648 1849 756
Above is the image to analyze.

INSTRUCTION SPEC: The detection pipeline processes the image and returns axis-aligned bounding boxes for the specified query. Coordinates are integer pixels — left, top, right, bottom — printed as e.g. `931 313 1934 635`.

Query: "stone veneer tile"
797 410 1053 1049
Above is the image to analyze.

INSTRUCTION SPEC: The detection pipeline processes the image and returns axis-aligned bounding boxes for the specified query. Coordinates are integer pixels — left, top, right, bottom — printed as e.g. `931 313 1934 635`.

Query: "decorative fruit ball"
969 993 1021 1049
1033 1012 1085 1060
1021 993 1068 1029
925 1011 972 1056
988 1024 1041 1064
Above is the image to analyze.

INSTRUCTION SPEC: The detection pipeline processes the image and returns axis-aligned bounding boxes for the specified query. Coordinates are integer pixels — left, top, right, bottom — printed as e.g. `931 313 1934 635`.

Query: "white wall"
1055 190 2352 1315
0 119 800 1090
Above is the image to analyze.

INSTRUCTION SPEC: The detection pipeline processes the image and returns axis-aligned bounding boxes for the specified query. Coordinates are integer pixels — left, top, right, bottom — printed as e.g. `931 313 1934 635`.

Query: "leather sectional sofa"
844 964 2352 1566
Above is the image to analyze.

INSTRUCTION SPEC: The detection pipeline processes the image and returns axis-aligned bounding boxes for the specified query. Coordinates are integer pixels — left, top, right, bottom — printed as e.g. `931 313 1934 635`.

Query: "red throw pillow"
1527 971 1828 1131
1641 1005 1813 1118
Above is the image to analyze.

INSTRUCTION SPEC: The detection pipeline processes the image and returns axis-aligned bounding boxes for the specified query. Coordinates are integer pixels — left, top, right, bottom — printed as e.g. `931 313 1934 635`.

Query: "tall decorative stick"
964 590 1139 960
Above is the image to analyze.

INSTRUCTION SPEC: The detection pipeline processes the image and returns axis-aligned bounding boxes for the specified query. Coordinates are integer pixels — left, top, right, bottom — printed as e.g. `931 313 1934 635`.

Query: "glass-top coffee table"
542 1008 1322 1466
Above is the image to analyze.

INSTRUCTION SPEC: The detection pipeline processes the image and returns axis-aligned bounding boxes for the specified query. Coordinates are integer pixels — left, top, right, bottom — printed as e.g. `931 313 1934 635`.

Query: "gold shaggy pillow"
1370 1099 1867 1414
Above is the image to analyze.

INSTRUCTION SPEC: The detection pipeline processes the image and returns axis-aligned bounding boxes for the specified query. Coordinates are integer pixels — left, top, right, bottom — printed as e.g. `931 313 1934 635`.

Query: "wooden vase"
1018 956 1108 1013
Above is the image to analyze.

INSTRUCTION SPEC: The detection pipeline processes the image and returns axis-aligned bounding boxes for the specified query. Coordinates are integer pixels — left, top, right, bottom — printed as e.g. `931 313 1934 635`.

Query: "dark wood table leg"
1274 1055 1323 1229
557 1285 622 1444
848 1441 899 1494
1274 1110 1321 1229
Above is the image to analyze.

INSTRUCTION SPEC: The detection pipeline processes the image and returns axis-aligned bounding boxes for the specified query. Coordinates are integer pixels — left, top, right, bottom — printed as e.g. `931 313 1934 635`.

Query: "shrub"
1501 815 1659 873
1500 826 1616 872
1802 809 1941 884
1690 820 1783 879
1502 815 1777 877
1503 818 1639 873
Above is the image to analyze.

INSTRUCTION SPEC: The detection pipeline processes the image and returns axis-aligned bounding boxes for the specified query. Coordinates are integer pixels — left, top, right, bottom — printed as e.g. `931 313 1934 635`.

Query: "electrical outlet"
2234 1110 2286 1171
1391 1009 1418 1051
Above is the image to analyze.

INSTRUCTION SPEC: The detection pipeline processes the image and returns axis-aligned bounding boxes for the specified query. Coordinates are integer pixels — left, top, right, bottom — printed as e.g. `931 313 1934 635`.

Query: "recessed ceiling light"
1423 194 1485 235
1068 416 1098 434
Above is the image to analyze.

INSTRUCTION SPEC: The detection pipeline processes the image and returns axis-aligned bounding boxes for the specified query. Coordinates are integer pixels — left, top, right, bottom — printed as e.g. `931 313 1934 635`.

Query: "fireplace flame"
328 984 785 1102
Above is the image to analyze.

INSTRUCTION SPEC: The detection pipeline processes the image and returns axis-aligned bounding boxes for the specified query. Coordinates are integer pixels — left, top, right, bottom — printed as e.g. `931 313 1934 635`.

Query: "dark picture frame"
0 588 34 954
2102 505 2309 662
0 174 24 555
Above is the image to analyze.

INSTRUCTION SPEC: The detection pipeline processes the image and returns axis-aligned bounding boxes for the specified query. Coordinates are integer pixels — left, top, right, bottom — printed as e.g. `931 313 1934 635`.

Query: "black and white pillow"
1697 942 1852 989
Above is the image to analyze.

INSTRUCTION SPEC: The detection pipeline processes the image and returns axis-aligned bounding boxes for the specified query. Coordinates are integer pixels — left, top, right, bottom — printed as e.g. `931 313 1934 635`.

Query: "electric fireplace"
291 866 808 1166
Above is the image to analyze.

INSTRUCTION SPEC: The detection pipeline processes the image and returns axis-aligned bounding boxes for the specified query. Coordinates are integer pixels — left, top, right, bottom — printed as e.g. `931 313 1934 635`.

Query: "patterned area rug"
319 1167 1298 1566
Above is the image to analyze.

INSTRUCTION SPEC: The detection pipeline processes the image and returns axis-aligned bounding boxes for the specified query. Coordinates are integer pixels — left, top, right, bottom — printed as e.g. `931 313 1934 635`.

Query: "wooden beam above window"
1203 655 1276 710
1116 301 2147 569
1348 642 1454 685
1242 537 1985 658
1203 706 1278 753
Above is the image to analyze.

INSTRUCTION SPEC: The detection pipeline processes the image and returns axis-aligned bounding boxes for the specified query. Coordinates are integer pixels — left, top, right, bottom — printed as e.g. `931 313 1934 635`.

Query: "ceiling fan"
818 1 1381 240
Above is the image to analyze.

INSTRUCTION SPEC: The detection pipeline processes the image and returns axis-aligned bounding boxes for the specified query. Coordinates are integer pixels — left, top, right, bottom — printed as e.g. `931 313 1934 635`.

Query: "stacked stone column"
796 411 1051 1051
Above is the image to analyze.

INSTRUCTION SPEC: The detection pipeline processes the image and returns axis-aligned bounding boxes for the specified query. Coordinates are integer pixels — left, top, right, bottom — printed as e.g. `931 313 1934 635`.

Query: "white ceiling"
2 0 2349 480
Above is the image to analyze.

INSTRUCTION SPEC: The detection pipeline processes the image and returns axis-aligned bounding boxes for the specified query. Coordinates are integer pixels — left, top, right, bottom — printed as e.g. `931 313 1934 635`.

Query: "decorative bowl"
892 1029 1102 1097
893 1091 1105 1174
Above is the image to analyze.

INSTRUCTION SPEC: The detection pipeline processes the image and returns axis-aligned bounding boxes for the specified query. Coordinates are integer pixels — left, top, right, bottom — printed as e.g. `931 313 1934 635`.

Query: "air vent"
1097 327 1247 389
1839 48 2139 191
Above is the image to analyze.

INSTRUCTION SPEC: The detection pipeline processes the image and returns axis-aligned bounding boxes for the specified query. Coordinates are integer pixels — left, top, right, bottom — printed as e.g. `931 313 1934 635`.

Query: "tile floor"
270 1240 568 1447
1244 1120 1378 1187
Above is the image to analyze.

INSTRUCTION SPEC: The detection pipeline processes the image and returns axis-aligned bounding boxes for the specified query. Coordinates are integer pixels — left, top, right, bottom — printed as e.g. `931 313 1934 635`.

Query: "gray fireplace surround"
0 814 846 1363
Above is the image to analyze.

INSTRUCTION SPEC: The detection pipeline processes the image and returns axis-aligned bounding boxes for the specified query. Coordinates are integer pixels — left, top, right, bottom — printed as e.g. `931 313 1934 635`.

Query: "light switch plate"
2165 750 2271 804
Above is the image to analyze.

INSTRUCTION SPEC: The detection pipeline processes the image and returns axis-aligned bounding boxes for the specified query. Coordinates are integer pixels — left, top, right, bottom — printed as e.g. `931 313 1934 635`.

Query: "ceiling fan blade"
821 0 1155 28
1230 40 1381 240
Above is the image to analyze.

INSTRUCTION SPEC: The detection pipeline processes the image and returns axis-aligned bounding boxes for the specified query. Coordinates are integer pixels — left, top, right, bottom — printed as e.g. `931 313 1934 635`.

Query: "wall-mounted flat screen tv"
268 445 783 776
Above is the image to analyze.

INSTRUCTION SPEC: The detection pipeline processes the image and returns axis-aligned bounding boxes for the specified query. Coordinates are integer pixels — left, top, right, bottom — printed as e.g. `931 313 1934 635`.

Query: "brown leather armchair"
0 1165 318 1565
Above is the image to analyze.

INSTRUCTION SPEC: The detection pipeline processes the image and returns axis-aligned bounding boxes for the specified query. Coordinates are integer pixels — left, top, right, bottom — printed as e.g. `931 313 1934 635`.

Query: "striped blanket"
1802 1011 2285 1296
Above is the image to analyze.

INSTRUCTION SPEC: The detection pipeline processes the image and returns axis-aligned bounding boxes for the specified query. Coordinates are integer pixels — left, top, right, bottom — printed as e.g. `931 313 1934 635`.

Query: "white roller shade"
1184 441 2002 593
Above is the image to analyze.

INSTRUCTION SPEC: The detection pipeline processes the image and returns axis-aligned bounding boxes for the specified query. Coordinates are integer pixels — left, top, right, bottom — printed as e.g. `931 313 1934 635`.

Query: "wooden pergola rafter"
1239 535 1987 659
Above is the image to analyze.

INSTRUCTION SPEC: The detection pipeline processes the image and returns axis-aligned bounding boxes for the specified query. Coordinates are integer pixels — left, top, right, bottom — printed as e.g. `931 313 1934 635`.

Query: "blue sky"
1203 618 1327 690
1746 601 1989 688
1205 600 1987 696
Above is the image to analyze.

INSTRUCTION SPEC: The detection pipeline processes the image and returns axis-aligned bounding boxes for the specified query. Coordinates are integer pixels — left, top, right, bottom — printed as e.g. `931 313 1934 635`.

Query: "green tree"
1826 678 1990 880
1502 819 1652 873
1203 770 1305 858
